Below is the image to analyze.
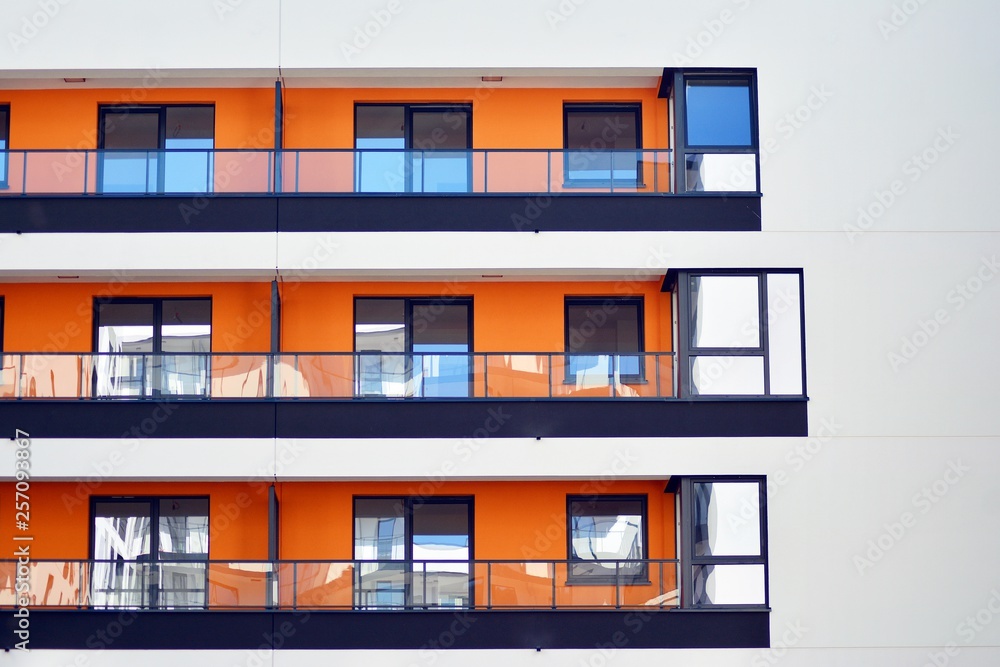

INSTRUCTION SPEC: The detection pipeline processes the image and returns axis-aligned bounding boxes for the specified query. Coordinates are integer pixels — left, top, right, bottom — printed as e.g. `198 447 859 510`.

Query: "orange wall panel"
0 282 270 352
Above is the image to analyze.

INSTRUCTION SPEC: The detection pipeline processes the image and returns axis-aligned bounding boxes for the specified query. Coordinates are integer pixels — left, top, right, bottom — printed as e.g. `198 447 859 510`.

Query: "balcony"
0 149 762 233
0 559 768 650
0 352 807 438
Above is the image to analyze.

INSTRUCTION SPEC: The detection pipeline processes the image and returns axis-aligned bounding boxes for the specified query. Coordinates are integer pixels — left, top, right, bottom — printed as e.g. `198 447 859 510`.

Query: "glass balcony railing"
0 352 676 400
0 149 674 196
0 559 680 610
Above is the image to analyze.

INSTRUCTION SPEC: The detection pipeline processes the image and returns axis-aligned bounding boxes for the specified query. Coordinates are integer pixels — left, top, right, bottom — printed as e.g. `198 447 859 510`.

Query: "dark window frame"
671 268 806 398
566 494 649 585
353 296 474 398
672 476 768 609
562 103 643 188
0 104 9 188
353 103 473 193
564 296 645 383
352 495 475 608
0 296 4 354
666 69 759 193
96 104 216 194
89 495 211 609
91 296 212 398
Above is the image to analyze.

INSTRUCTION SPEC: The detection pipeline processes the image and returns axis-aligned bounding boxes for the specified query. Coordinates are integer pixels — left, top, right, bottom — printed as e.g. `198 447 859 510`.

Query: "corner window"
355 104 471 193
93 297 211 397
668 70 758 193
354 496 472 608
98 105 214 193
354 297 472 397
565 297 643 382
676 477 767 607
91 497 209 609
563 103 641 186
568 495 647 582
673 269 804 397
0 105 9 187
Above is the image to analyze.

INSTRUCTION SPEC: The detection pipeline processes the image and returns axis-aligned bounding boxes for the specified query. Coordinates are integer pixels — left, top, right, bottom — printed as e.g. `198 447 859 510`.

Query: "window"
98 105 214 193
565 297 643 382
93 297 211 397
354 497 472 608
672 269 805 397
354 297 472 397
567 495 646 582
355 104 471 192
667 69 758 193
564 103 641 186
674 477 767 607
90 497 209 609
0 105 9 187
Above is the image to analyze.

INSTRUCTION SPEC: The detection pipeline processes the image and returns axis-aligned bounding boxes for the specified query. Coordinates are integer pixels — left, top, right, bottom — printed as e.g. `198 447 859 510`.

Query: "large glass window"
355 104 471 193
99 105 214 193
0 105 9 187
565 297 643 382
564 104 641 185
354 497 472 608
354 297 471 397
667 70 758 193
93 298 211 397
676 477 767 607
568 495 646 582
91 497 209 609
674 269 804 397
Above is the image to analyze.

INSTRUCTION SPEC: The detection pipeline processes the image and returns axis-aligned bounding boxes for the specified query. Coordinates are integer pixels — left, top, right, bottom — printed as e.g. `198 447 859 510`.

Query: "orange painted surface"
0 282 271 353
0 481 270 560
278 280 671 353
283 88 668 150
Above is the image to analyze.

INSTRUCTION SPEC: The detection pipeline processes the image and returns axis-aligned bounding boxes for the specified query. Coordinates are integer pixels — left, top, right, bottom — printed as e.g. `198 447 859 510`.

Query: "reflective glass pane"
0 106 8 182
93 502 152 561
96 303 154 397
356 106 405 192
102 111 159 192
570 497 644 578
690 355 765 395
692 482 761 557
767 273 804 395
412 302 470 397
567 300 641 378
163 107 214 193
684 153 757 192
412 109 470 193
685 81 752 147
689 275 760 348
355 299 406 396
354 499 406 561
565 106 639 183
158 498 209 558
691 564 766 606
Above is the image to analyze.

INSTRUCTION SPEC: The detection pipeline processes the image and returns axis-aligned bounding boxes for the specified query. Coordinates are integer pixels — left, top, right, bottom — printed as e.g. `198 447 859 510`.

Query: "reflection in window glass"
693 482 761 557
685 81 752 147
692 564 766 605
684 153 757 192
690 276 760 348
565 105 640 184
690 356 765 395
569 496 645 579
0 105 9 184
767 273 804 394
566 299 642 379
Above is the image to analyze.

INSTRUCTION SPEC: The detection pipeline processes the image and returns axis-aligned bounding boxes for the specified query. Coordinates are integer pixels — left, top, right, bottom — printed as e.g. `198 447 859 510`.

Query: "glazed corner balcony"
0 148 763 233
0 352 807 438
0 559 769 650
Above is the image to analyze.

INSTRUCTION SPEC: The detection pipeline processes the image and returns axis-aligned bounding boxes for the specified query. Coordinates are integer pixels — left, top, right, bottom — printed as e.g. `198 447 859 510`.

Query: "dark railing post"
551 561 556 609
83 151 90 195
21 151 27 195
547 151 552 194
615 561 621 609
481 353 487 398
79 561 85 609
486 561 492 609
292 562 297 610
295 151 301 193
547 353 553 398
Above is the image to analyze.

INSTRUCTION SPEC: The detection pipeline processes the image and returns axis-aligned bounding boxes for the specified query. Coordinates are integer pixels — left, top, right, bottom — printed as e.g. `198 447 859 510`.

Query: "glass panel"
692 482 761 557
412 302 470 397
355 299 406 396
160 299 211 396
411 109 469 193
355 498 407 608
488 561 555 608
567 300 641 378
356 105 406 192
102 110 159 192
690 356 765 395
569 498 644 579
0 106 7 183
95 302 154 397
164 107 214 193
684 152 757 192
767 273 804 395
689 275 760 348
691 564 766 606
565 107 639 183
91 501 153 608
685 81 752 147
412 502 470 607
158 498 209 558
